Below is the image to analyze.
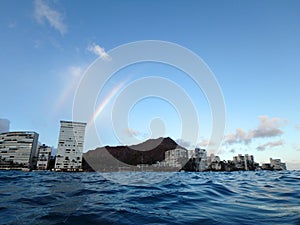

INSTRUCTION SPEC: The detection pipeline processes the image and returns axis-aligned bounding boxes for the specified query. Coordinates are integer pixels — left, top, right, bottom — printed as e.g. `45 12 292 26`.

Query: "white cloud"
197 139 216 147
225 128 252 145
224 115 285 145
124 128 140 137
256 140 284 151
87 43 111 60
252 115 284 138
34 0 67 35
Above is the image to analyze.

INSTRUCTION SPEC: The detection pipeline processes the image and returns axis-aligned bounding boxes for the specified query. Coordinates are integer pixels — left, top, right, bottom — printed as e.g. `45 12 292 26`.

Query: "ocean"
0 170 299 225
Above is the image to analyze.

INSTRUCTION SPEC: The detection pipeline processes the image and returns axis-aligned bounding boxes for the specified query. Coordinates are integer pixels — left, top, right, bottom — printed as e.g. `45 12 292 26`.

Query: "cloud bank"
256 140 284 151
124 128 140 137
224 116 285 145
34 0 67 35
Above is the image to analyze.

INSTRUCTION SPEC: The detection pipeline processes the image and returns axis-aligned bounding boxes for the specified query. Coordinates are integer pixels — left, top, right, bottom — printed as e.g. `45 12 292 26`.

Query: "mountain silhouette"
82 137 185 171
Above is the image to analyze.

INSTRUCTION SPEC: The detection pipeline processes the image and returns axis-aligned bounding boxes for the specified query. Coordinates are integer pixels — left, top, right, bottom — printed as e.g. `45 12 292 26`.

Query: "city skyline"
0 124 290 172
0 0 300 169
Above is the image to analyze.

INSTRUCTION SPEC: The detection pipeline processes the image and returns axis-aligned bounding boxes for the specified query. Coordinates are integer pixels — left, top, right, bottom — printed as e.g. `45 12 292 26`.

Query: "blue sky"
0 0 300 169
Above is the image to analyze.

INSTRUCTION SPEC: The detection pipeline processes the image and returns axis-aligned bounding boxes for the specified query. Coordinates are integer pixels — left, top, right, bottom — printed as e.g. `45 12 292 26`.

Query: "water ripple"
0 170 299 224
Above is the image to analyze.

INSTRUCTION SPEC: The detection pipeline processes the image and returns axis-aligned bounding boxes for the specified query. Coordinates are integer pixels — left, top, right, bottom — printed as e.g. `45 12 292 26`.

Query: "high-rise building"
194 148 208 171
0 131 39 169
55 121 87 171
36 144 52 170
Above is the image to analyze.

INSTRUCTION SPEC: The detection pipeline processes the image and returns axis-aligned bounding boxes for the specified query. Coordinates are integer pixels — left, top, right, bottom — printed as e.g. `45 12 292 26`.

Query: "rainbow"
87 81 126 129
54 76 80 116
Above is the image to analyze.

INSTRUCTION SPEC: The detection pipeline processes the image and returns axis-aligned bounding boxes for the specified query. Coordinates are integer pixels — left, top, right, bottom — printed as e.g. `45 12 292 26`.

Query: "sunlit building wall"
37 144 52 170
0 131 39 169
55 121 87 171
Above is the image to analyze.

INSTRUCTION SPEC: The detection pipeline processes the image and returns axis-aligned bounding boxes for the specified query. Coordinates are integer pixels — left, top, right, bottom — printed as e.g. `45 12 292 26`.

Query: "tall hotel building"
0 131 39 169
54 121 87 171
36 144 52 170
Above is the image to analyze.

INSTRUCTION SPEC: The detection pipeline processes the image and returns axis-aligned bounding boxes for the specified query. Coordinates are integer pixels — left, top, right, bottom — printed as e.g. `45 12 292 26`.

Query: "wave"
0 170 299 224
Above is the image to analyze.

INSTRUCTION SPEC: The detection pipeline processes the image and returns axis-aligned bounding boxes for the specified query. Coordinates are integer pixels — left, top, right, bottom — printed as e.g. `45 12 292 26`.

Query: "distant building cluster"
262 158 287 170
160 147 287 172
229 154 259 171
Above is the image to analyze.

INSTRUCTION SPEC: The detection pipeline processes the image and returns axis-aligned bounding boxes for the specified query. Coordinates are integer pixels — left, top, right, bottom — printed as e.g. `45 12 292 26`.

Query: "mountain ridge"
82 137 185 171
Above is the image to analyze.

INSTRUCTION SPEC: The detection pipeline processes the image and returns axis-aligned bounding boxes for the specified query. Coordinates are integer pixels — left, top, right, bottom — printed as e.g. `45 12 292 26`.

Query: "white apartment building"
270 158 287 170
194 148 208 171
0 131 39 169
36 144 52 170
165 148 188 168
55 121 87 171
233 154 255 170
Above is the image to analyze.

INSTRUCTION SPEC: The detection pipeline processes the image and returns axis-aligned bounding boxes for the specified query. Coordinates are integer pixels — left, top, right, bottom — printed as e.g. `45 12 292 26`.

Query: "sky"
0 0 300 169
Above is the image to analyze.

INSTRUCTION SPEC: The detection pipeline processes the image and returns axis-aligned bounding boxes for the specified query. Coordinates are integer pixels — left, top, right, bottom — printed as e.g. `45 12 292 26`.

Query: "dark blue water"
0 170 299 225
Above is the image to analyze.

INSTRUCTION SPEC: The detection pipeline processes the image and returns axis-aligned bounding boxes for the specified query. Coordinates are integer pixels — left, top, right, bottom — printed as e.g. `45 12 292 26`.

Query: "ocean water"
0 170 299 225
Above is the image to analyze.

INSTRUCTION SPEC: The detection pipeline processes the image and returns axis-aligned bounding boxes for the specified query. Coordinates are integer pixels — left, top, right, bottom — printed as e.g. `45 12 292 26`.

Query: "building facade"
0 131 39 169
270 158 287 170
194 148 208 171
232 154 257 171
165 148 188 168
54 121 87 171
36 144 52 170
207 153 221 170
